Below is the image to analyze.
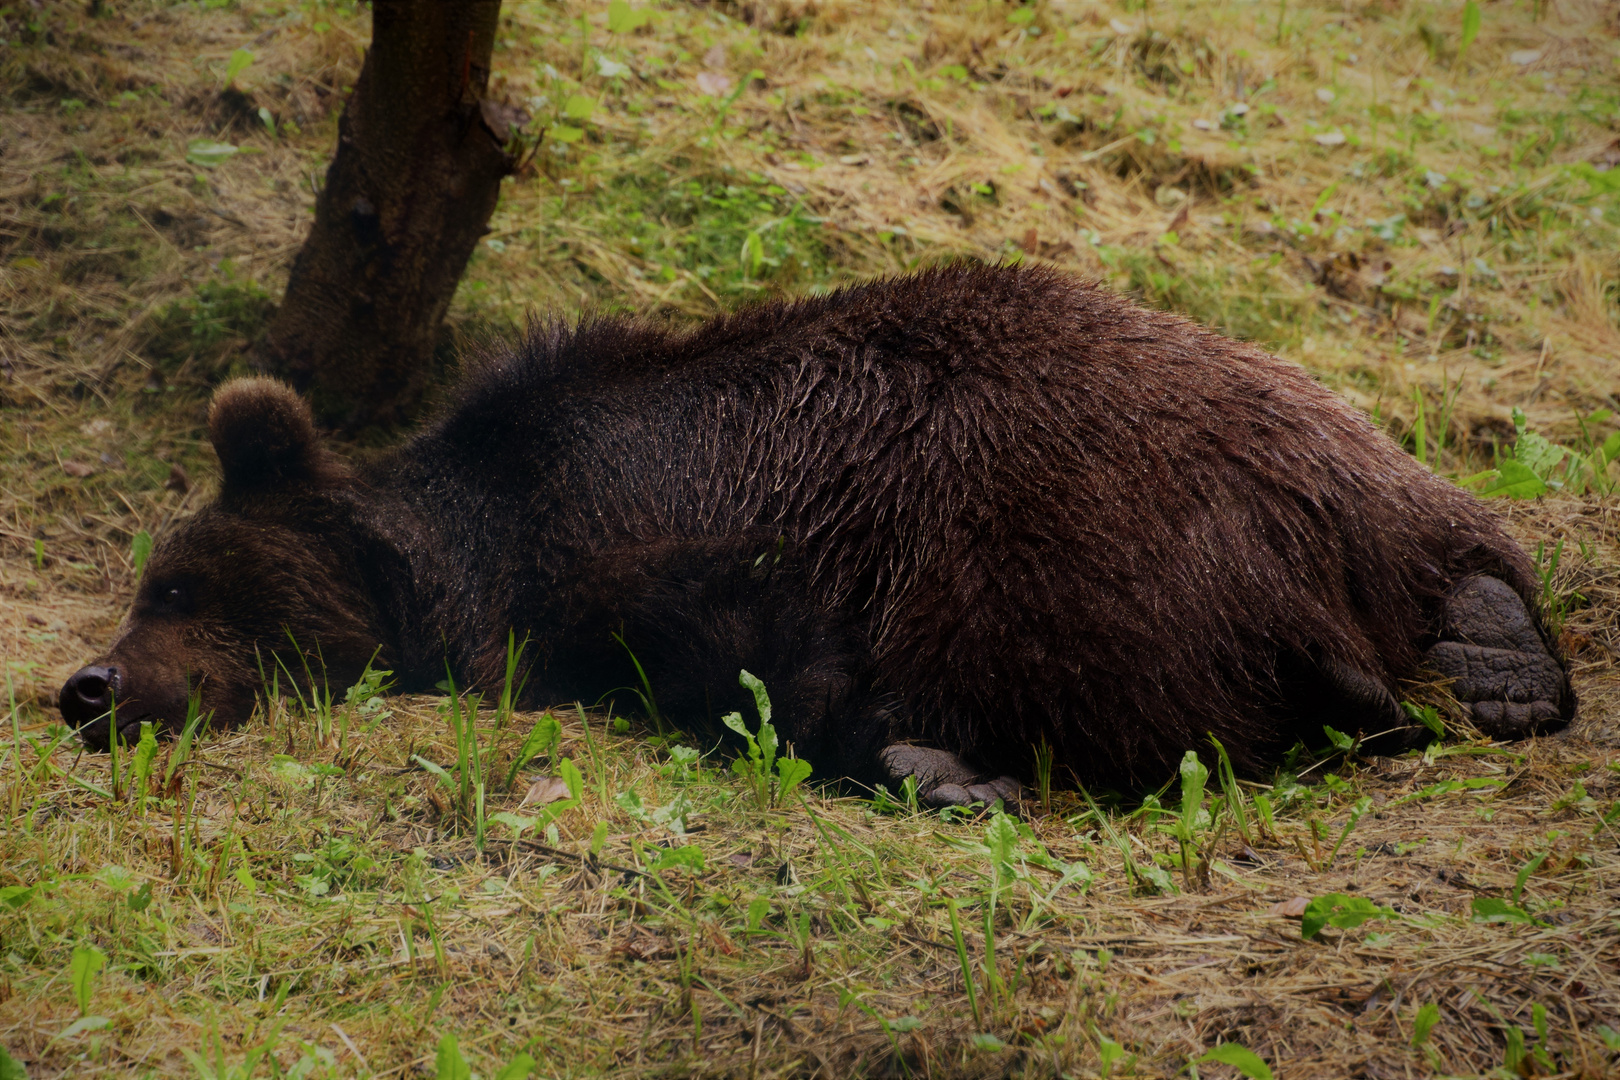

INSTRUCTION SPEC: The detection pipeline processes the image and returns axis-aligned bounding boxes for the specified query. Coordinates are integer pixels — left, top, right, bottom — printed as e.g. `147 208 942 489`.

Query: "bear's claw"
878 744 1021 809
1425 575 1570 740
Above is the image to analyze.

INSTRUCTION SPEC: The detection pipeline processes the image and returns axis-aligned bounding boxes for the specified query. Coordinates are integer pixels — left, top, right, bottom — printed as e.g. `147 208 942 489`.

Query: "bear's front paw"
878 744 1021 809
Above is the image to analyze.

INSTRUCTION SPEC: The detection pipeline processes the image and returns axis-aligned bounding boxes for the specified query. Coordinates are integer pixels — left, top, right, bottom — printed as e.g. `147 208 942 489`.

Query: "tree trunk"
255 0 514 432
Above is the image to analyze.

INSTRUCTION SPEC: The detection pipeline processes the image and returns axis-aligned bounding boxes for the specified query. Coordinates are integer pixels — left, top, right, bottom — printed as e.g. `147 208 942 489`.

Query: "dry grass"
3 0 1620 1077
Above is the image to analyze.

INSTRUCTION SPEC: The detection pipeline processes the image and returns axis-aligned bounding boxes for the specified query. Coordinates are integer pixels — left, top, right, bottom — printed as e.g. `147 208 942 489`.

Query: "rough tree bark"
254 0 517 432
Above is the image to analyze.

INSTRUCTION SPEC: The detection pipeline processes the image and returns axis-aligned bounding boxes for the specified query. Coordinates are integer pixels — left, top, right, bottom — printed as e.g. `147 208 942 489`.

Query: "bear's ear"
208 378 344 493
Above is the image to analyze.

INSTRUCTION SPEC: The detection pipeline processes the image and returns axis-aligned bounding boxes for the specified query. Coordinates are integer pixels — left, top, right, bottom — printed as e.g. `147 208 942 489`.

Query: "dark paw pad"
1427 575 1570 741
1467 700 1564 740
879 745 1021 809
1440 575 1546 654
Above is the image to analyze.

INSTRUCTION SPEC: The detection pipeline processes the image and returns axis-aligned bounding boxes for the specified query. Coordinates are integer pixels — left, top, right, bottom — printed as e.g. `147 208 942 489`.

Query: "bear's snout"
60 664 117 731
58 659 196 749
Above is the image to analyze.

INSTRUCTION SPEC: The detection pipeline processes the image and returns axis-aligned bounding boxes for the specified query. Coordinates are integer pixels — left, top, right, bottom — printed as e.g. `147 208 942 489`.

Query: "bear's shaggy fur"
61 266 1572 795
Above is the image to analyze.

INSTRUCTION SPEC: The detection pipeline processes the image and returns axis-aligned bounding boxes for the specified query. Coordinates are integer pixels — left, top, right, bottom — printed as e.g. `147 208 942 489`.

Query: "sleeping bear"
59 266 1572 804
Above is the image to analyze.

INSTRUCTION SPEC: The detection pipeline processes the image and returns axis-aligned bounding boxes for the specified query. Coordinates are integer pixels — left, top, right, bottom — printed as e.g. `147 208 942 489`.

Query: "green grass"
4 0 1620 1076
3 672 1618 1077
142 267 276 383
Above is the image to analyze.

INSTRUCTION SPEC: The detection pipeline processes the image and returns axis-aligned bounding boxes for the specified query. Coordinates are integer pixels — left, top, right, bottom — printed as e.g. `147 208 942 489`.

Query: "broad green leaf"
739 669 773 727
410 754 453 790
1097 1034 1130 1075
1178 749 1208 833
185 139 239 168
985 812 1020 886
1504 1025 1527 1071
720 710 753 747
130 530 153 580
740 231 764 276
1198 1042 1272 1080
737 670 776 772
1321 724 1355 751
652 845 705 872
1459 1 1481 55
558 757 583 802
563 94 597 120
0 886 34 910
775 756 812 801
435 1034 470 1080
607 0 650 33
491 812 538 836
58 1016 108 1039
1480 458 1547 499
494 1054 536 1080
94 866 135 892
614 789 649 820
234 867 258 894
650 792 692 834
1470 896 1535 924
507 712 561 787
1601 430 1620 465
548 125 585 143
1402 701 1444 737
1513 850 1549 904
131 721 158 794
746 896 771 932
1135 861 1177 894
1569 161 1620 197
1411 1001 1440 1046
0 1044 27 1080
70 944 105 1016
755 721 778 774
1301 893 1395 939
224 48 253 86
1515 432 1567 479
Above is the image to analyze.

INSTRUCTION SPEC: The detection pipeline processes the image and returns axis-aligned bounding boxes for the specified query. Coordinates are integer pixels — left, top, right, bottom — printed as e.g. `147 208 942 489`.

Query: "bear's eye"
147 580 194 615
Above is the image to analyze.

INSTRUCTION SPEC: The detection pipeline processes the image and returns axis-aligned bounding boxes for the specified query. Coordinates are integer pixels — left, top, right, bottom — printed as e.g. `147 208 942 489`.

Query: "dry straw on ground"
2 0 1619 1077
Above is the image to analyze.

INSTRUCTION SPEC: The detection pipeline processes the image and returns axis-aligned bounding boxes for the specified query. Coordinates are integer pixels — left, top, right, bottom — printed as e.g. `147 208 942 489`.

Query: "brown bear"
60 266 1572 803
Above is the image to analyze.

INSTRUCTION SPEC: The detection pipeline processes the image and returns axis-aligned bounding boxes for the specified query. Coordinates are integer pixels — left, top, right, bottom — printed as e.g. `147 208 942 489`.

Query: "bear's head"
59 379 392 748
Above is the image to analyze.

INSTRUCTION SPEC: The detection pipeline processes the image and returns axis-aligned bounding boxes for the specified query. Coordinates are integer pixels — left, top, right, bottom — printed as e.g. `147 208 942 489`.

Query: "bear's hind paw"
878 744 1021 809
1426 575 1571 741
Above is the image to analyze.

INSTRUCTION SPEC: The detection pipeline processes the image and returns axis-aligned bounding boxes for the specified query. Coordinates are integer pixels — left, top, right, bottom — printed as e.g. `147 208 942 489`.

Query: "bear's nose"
60 665 117 728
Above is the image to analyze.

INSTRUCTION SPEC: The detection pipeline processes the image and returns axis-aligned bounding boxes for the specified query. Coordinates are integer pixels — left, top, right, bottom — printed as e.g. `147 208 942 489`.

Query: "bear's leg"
523 537 1024 804
1424 575 1569 739
877 745 1022 808
524 536 898 778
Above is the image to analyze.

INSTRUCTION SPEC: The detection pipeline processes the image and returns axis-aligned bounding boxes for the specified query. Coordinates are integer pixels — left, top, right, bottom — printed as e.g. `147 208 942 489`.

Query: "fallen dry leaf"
1269 896 1311 918
518 775 571 807
696 71 732 97
61 461 96 478
615 927 673 962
